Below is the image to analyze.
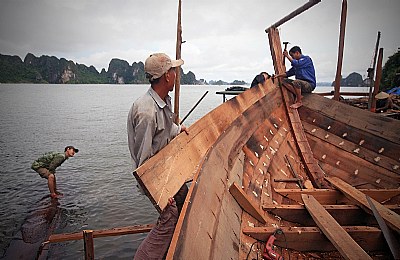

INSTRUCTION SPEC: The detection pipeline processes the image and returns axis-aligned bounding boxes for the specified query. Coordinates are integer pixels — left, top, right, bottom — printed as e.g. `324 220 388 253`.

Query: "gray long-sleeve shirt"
127 87 181 170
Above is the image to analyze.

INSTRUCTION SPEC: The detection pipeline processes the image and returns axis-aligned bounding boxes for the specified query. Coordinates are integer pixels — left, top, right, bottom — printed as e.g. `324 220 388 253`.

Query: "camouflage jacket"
31 152 67 174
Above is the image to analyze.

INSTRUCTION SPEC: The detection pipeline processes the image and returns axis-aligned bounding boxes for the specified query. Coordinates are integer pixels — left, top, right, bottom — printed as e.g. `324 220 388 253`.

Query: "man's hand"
168 197 175 205
273 73 286 79
180 125 189 135
283 50 293 62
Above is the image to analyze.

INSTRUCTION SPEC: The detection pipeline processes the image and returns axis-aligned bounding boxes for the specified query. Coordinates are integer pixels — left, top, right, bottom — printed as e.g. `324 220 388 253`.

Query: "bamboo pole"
265 0 321 32
333 0 347 101
368 31 381 109
174 0 183 124
370 48 384 112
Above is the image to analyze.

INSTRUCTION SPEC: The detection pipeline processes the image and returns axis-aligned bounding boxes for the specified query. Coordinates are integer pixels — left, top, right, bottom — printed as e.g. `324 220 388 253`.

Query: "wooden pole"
370 48 384 112
333 0 347 101
83 230 94 260
174 0 183 124
368 31 381 109
265 0 321 32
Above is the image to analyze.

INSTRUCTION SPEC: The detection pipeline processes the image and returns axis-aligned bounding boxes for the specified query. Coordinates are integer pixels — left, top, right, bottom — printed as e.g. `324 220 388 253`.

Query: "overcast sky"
1 0 399 83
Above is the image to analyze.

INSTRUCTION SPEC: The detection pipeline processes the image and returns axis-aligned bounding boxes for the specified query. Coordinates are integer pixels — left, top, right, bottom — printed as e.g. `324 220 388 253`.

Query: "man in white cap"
128 53 188 259
127 53 189 209
128 53 187 169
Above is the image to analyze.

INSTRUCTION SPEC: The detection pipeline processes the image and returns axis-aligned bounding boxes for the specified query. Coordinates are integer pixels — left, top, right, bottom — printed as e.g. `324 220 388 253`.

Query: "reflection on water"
0 84 223 259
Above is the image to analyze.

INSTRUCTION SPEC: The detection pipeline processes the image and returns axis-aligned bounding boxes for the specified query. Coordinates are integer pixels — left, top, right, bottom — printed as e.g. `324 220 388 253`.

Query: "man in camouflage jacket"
31 146 78 199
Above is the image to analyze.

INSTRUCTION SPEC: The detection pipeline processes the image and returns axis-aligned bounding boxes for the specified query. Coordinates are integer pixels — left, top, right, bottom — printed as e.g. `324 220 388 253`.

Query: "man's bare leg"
282 82 302 108
53 176 63 195
290 86 303 109
48 174 61 199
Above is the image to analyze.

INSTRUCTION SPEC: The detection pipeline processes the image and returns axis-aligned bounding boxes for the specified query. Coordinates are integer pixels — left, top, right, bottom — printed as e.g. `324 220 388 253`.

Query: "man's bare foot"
290 102 303 109
50 193 62 199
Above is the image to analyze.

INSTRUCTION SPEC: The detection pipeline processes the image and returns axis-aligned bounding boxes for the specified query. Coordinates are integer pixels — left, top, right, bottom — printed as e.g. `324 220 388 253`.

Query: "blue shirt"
286 55 316 89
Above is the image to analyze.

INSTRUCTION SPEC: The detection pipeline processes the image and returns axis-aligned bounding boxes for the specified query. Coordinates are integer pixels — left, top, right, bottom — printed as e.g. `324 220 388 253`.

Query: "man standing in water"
31 146 79 199
128 53 188 259
275 46 316 109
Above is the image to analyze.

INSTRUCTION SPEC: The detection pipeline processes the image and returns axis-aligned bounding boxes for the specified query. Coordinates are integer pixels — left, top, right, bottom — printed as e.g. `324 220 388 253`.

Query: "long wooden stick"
333 0 347 101
174 0 183 124
371 48 384 112
180 91 209 124
265 0 321 31
368 31 381 109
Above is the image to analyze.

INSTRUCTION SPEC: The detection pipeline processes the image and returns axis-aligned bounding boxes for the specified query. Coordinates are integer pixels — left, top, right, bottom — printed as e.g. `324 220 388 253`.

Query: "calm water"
0 84 222 259
0 83 367 259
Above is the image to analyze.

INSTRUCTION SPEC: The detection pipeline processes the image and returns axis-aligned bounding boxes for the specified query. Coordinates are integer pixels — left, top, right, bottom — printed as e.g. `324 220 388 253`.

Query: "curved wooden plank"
134 80 275 211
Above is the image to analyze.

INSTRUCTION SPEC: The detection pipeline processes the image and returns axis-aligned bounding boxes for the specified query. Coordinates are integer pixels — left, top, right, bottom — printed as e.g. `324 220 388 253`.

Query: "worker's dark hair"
289 46 302 54
250 72 270 88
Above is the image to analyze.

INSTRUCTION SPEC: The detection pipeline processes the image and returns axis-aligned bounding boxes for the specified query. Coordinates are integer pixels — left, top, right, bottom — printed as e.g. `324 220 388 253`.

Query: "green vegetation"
0 54 43 83
0 53 204 85
381 50 400 91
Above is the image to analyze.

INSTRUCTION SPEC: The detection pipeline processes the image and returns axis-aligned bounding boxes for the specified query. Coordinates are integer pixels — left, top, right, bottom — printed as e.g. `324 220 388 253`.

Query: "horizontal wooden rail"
317 92 369 97
48 224 154 243
243 226 385 252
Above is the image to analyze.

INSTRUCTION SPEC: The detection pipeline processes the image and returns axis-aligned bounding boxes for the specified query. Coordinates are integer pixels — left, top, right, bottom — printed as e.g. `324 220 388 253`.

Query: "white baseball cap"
144 53 184 80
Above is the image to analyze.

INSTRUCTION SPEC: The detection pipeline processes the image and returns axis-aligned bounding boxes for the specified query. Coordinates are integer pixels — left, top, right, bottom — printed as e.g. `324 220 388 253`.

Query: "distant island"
3 52 397 88
0 53 246 85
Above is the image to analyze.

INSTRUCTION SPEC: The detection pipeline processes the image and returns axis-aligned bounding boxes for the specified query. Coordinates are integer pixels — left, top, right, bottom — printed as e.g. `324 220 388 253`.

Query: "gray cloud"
1 0 399 83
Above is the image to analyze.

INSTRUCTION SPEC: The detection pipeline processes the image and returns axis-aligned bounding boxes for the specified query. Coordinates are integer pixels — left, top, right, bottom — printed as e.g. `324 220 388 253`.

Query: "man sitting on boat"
274 46 316 108
375 91 400 112
31 146 79 199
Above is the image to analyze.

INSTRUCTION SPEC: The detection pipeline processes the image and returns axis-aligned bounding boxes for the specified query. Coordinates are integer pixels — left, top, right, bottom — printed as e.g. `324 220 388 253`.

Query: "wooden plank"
306 134 400 189
242 226 385 252
274 188 400 204
83 230 94 260
299 105 400 167
229 182 267 224
263 204 400 226
301 194 372 260
167 114 254 259
300 93 400 145
302 120 400 175
326 176 400 233
134 79 276 211
48 224 154 243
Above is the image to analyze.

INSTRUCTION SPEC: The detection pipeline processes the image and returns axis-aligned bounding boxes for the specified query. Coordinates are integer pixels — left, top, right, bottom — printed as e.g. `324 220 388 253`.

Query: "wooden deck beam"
263 204 400 226
302 194 372 259
242 226 385 252
274 188 400 204
326 176 400 233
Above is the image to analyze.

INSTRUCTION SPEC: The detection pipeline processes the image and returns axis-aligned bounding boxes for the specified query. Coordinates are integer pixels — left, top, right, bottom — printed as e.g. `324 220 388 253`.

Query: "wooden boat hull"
134 77 400 259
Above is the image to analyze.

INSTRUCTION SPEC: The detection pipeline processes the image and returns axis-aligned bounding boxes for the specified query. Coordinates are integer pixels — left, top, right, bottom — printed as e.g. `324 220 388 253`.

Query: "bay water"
0 83 368 259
